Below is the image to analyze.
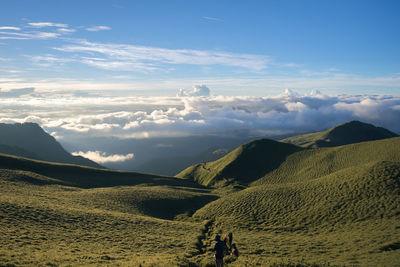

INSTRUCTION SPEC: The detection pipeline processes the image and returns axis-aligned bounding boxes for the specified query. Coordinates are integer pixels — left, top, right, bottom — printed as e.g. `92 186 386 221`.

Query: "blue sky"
0 0 399 96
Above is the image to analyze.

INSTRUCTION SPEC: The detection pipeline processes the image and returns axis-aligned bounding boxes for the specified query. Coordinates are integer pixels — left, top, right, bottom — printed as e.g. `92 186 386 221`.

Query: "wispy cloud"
0 30 60 40
203 16 223 22
86 25 111 32
0 26 21 30
28 22 69 28
58 28 76 33
27 54 75 66
55 40 270 71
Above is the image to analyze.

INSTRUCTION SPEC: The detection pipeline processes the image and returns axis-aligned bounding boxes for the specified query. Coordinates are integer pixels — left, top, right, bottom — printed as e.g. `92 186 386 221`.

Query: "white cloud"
72 150 134 163
27 55 75 66
0 90 399 142
0 26 21 30
0 87 35 97
177 85 210 97
58 28 76 33
203 16 223 22
0 31 60 40
86 26 111 32
28 22 69 28
55 40 270 71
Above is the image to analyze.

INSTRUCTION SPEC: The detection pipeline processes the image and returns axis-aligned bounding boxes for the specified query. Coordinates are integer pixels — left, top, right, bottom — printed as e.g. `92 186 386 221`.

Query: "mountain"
1 121 400 266
176 139 302 186
253 136 400 185
192 137 400 265
135 147 232 176
1 134 400 266
0 144 41 159
0 122 102 168
281 120 398 148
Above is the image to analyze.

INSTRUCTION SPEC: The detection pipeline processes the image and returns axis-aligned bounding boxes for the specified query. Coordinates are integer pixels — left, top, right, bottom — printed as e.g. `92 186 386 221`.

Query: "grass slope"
0 158 218 266
254 136 400 185
194 160 400 266
1 135 400 266
176 139 302 186
0 153 204 188
188 137 400 266
281 120 398 148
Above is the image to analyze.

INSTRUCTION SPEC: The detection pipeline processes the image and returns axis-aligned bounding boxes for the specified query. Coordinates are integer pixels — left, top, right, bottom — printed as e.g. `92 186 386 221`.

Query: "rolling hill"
0 122 102 168
281 120 398 148
176 139 302 186
1 121 400 266
0 153 218 266
191 137 400 266
0 153 205 188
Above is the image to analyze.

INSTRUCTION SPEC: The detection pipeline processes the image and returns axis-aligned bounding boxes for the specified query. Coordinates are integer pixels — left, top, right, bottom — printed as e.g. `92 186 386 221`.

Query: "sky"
0 0 400 165
0 0 399 96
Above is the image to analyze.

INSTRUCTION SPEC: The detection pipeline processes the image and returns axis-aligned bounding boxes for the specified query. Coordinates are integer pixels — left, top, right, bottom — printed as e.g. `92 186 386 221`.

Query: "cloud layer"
1 89 399 143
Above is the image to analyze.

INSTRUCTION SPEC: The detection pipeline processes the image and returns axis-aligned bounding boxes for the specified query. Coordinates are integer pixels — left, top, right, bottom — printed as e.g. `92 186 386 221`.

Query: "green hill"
0 122 102 168
0 153 219 266
176 139 302 186
0 153 205 188
1 128 400 266
281 120 398 148
192 138 400 266
254 136 400 185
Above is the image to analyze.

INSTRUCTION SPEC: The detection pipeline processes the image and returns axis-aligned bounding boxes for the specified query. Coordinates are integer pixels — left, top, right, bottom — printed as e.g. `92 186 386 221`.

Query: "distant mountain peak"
0 122 103 168
282 120 398 148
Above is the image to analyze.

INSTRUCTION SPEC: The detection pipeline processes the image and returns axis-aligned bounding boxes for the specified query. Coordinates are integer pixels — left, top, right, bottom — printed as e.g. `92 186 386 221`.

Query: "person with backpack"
212 234 227 267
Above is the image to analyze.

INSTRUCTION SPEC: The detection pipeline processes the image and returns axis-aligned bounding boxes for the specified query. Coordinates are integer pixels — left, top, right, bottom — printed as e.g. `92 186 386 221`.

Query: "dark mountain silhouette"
0 144 41 159
281 120 398 148
0 123 102 168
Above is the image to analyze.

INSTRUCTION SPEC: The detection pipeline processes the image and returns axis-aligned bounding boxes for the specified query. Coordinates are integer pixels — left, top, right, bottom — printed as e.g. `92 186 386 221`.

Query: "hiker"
228 232 233 251
230 243 239 258
213 234 227 267
223 234 229 251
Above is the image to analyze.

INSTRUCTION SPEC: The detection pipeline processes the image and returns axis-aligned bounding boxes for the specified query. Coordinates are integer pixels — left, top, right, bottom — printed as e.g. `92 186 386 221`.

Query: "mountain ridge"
0 122 102 168
281 120 398 148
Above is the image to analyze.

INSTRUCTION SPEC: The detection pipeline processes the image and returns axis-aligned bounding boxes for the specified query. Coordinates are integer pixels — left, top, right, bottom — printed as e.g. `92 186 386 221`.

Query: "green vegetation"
1 121 400 266
176 139 302 186
281 120 398 148
0 160 217 266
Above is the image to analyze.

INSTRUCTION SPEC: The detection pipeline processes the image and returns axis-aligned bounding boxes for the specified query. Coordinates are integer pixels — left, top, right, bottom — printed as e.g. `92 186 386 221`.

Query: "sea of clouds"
1 86 399 163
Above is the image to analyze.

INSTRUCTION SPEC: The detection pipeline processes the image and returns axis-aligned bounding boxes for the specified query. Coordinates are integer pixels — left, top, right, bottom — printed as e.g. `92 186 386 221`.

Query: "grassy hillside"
193 160 400 266
0 122 102 168
0 155 220 266
0 174 210 266
1 134 400 266
176 139 302 186
254 136 400 185
0 153 204 188
281 120 398 148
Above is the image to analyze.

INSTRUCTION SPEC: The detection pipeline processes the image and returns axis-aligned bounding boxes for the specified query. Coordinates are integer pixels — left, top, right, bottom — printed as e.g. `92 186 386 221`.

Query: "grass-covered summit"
281 120 398 148
176 139 302 186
